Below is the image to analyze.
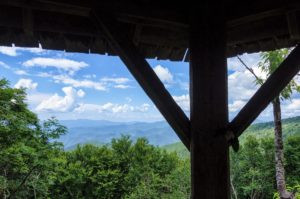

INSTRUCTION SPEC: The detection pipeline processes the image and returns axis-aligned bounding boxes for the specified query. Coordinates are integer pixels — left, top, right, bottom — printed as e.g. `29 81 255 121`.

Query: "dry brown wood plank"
229 45 300 138
90 10 191 149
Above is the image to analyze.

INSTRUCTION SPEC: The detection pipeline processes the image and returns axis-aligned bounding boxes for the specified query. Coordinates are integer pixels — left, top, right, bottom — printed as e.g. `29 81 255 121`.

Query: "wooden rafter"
90 10 191 149
229 45 300 138
1 1 300 58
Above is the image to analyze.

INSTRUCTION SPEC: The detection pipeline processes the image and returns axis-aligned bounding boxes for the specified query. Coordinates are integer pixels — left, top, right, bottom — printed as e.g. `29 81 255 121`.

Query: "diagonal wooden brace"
90 10 191 149
229 45 300 139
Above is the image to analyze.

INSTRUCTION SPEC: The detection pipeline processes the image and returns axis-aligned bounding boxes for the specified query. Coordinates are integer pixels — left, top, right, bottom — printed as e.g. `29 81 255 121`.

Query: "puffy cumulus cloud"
26 92 53 106
74 103 150 114
101 77 130 84
172 94 190 112
227 53 260 72
53 75 106 91
22 57 88 74
228 70 258 102
285 99 300 110
36 87 84 112
153 65 173 83
0 61 10 69
14 79 38 90
228 100 246 112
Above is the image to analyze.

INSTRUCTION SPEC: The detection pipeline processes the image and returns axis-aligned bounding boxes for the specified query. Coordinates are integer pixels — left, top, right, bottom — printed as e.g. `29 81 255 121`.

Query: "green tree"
285 135 300 185
238 49 299 199
0 79 66 198
230 136 276 199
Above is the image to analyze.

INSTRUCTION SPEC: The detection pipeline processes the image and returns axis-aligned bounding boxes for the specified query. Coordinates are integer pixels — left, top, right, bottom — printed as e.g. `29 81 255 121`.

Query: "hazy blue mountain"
57 120 179 150
60 120 124 128
163 116 300 158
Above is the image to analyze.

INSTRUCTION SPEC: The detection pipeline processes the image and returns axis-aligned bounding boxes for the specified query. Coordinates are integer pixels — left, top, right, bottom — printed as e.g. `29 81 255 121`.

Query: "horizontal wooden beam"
229 45 300 138
90 10 191 149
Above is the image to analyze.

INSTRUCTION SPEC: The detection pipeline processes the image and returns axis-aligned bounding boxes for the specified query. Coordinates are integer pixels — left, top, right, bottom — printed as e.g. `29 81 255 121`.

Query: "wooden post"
189 1 230 198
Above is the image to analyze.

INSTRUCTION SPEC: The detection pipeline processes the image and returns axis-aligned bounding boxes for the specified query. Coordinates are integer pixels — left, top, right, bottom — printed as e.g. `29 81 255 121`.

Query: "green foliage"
230 136 276 199
0 79 67 198
285 135 300 185
258 48 300 100
49 136 190 199
163 142 189 158
1 77 300 199
273 184 300 199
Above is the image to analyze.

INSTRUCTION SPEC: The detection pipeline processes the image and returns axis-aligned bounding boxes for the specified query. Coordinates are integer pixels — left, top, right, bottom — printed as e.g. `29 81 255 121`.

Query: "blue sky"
1 45 300 122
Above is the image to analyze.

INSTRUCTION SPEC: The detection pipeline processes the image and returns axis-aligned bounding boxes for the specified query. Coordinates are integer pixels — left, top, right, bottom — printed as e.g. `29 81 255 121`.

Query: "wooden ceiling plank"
287 11 300 40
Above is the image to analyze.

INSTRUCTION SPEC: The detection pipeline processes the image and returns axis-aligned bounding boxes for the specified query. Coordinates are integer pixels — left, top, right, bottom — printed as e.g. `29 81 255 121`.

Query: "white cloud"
286 99 300 110
0 61 10 69
26 92 53 105
77 89 85 98
0 45 45 56
14 70 29 75
153 65 173 83
14 79 38 90
83 74 96 79
23 57 88 74
114 84 131 89
53 75 106 91
172 94 190 112
0 46 18 56
228 70 258 102
36 72 52 77
101 77 130 84
136 103 150 112
228 100 246 112
74 102 150 114
227 53 260 72
21 46 44 54
36 87 77 112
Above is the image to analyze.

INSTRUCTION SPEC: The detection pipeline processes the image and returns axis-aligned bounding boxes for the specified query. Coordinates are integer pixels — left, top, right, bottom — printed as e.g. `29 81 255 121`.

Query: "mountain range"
163 116 300 157
57 120 179 150
57 116 300 150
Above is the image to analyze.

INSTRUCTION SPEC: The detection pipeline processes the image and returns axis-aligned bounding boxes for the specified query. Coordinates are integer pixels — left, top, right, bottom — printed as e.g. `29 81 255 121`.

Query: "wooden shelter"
1 0 300 198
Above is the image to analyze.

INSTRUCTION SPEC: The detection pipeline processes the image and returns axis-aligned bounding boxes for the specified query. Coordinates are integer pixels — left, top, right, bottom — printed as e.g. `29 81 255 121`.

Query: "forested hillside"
163 116 300 158
163 117 300 198
1 79 300 199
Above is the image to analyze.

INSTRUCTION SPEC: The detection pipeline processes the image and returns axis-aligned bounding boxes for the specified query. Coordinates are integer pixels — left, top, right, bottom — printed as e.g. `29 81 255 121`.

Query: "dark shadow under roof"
0 0 300 60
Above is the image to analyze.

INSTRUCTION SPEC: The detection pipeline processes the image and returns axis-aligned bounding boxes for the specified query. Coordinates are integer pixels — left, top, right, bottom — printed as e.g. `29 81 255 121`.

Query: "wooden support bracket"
229 45 300 139
90 10 191 149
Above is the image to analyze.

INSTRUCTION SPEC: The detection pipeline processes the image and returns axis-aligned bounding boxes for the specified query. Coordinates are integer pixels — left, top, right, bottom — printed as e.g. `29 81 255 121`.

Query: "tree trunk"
230 177 238 199
272 97 294 199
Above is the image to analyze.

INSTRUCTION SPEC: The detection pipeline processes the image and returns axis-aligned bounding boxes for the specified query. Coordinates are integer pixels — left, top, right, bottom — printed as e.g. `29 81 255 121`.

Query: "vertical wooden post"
189 1 230 198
